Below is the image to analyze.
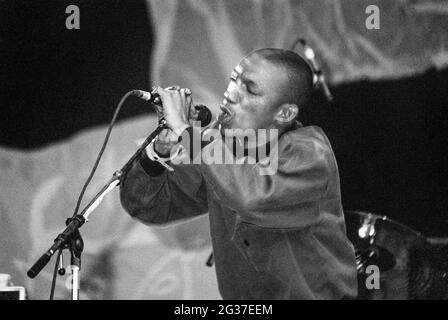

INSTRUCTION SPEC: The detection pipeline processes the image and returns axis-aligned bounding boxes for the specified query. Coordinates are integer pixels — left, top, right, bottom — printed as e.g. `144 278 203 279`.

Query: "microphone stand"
64 217 84 300
27 119 167 300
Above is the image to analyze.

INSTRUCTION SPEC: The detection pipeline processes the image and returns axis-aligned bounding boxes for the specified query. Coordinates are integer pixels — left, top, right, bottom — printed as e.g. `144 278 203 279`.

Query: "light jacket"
120 123 358 299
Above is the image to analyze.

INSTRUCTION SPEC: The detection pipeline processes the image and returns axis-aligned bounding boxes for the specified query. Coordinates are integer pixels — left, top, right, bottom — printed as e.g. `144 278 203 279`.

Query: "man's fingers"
158 86 182 102
161 129 170 137
165 85 181 91
157 128 171 139
156 129 179 148
164 86 191 95
158 128 178 141
153 86 193 132
156 86 191 95
186 95 193 111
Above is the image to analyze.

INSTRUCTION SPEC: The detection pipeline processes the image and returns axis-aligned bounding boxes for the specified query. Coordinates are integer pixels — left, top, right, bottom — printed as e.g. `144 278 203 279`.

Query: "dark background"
0 0 153 147
303 67 448 236
1 0 447 236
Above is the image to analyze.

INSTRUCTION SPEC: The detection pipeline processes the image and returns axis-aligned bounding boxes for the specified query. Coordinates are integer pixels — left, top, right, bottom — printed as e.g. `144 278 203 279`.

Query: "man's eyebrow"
230 68 260 91
231 69 252 84
241 74 258 88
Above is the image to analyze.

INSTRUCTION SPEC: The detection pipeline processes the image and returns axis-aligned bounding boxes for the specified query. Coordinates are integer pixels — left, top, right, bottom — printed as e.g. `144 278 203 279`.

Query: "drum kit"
345 211 448 299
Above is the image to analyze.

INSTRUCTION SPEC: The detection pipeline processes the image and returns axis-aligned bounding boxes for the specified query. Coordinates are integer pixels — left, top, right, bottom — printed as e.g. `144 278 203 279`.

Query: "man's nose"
224 81 240 104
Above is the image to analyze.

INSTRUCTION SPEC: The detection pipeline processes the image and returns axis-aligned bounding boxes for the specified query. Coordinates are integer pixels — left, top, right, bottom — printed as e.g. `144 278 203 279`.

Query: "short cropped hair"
255 48 314 109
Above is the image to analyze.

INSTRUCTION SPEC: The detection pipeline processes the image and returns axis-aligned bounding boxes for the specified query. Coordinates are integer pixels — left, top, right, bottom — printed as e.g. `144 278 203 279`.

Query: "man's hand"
154 86 192 136
152 86 193 157
153 128 179 157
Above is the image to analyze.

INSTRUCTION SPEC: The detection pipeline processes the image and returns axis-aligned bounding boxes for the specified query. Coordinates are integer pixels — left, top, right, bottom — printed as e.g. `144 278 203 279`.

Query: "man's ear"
274 103 299 124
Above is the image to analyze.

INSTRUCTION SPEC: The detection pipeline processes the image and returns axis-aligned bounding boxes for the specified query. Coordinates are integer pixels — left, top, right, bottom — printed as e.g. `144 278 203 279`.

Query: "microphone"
132 89 212 127
132 89 161 105
298 39 334 102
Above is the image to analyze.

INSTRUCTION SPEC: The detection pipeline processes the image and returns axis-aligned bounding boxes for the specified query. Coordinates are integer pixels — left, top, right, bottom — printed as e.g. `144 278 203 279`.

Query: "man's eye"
246 85 257 95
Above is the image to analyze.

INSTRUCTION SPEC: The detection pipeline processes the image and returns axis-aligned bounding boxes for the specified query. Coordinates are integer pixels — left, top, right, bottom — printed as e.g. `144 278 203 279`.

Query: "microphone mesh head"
194 105 212 127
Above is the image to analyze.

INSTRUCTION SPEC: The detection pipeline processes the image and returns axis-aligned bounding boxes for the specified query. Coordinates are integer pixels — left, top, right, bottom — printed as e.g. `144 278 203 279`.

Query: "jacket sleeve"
119 152 208 225
197 132 332 229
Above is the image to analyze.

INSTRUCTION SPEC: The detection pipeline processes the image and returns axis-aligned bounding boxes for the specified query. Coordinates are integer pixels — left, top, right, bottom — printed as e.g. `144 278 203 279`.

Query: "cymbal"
345 210 448 299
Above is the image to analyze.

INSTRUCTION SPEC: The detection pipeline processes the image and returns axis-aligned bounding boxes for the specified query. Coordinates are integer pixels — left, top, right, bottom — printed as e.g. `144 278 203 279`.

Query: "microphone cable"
49 90 139 299
71 91 134 220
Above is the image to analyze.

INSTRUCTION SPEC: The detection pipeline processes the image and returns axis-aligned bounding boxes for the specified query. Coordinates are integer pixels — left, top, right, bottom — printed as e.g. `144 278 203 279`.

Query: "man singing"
120 48 358 299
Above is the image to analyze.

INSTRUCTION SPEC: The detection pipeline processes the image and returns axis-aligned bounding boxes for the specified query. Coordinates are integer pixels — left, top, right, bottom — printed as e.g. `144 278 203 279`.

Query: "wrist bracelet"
146 140 175 172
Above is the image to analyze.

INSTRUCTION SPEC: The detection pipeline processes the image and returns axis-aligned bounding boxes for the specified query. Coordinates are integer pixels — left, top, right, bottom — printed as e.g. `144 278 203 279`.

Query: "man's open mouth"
218 104 234 123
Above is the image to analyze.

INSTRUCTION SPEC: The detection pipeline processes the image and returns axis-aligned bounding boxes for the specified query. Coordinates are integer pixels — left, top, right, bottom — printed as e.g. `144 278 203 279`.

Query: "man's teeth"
219 105 229 115
218 106 232 124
